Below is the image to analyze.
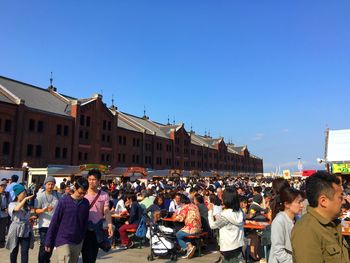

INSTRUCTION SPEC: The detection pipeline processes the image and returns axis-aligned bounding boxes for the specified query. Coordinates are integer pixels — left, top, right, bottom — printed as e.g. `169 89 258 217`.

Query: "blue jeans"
176 230 195 249
39 228 53 263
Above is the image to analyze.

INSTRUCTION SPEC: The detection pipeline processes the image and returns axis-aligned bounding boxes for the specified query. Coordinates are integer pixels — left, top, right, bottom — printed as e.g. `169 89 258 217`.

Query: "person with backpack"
81 169 113 263
118 194 143 249
0 179 10 248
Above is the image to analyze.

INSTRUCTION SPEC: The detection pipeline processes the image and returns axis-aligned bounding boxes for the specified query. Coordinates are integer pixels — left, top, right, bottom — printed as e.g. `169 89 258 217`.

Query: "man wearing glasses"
44 177 90 263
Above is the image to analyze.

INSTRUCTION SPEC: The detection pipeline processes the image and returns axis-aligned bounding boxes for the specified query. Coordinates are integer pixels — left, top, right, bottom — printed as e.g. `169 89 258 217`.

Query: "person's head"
44 176 56 193
126 194 137 203
272 178 290 196
271 187 303 220
306 171 343 220
253 186 262 195
64 186 71 195
222 187 240 211
0 180 6 193
11 174 19 183
194 193 204 205
72 177 89 200
154 195 164 206
13 184 26 202
239 196 248 209
180 194 190 205
209 193 222 206
87 169 102 189
174 193 181 204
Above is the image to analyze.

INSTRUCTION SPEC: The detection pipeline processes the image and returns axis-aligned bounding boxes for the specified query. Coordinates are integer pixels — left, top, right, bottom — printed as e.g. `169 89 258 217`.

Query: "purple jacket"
45 195 89 248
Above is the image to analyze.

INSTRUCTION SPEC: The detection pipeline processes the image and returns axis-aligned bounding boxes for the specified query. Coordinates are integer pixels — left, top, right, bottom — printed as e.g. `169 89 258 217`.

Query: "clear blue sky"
1 1 350 172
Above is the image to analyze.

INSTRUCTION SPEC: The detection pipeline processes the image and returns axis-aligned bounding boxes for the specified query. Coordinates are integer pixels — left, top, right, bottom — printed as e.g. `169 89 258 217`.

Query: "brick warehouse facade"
0 76 263 174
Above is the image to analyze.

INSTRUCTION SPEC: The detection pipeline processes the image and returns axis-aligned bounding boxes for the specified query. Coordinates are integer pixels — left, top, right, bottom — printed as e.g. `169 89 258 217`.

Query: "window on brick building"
37 121 43 132
80 115 85 126
29 119 35 131
107 136 110 143
108 121 111 131
56 125 62 135
137 139 140 147
118 136 122 144
64 126 69 136
36 145 42 157
122 154 126 162
123 136 126 145
2 142 10 155
79 130 83 138
132 155 135 163
86 116 90 127
101 154 105 162
118 154 121 162
78 152 82 161
55 147 61 159
62 148 67 159
106 154 110 162
27 144 33 157
84 152 88 161
103 120 106 130
102 134 105 142
85 131 89 139
133 138 136 147
136 155 139 163
5 119 12 132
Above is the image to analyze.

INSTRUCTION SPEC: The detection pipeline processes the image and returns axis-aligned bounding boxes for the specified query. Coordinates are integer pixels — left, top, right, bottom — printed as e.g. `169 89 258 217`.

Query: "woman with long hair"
269 187 304 263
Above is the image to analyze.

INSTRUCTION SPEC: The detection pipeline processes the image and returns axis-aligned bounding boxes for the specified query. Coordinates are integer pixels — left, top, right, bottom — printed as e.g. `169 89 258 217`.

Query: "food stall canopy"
302 170 317 177
47 165 83 176
326 129 350 162
109 167 128 177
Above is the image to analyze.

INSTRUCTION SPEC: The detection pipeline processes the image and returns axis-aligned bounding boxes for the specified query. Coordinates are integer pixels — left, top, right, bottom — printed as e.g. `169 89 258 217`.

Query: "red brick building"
0 76 263 174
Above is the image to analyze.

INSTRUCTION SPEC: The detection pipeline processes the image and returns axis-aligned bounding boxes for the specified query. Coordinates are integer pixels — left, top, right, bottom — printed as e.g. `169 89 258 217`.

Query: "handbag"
88 190 111 253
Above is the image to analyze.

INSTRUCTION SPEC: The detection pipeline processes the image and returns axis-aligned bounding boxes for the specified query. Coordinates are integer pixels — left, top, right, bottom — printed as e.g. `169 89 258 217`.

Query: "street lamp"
297 157 303 174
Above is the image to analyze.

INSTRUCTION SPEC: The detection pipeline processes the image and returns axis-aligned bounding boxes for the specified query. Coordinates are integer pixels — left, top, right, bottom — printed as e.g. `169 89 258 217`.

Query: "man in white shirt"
34 176 60 263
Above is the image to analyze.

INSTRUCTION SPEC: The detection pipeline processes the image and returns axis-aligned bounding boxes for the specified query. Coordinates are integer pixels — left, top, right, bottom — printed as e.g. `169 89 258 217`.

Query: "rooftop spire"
167 115 170 125
50 72 53 87
173 116 175 125
143 106 148 119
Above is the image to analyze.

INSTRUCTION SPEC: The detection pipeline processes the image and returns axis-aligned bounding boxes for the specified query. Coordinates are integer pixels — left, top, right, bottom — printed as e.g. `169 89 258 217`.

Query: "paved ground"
0 241 220 263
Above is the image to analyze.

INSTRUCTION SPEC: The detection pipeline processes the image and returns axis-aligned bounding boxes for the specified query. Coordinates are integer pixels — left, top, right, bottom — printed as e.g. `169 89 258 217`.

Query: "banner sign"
332 163 350 174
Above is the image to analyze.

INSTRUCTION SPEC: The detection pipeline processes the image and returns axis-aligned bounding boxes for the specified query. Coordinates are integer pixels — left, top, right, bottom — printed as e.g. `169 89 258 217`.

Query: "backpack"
135 215 147 238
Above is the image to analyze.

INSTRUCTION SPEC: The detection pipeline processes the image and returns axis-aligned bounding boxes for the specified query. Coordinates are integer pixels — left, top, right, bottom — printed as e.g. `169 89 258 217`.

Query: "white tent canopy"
326 129 350 162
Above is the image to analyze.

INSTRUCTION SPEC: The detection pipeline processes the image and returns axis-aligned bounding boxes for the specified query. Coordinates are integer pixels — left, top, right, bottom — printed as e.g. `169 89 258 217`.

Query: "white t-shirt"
115 199 127 214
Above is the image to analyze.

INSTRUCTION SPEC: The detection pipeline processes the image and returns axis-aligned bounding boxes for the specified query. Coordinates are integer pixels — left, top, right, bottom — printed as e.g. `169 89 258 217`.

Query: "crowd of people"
0 170 350 263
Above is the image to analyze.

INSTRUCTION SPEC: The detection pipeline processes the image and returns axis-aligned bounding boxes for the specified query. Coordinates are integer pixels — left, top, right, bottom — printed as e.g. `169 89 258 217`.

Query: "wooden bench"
186 232 208 257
